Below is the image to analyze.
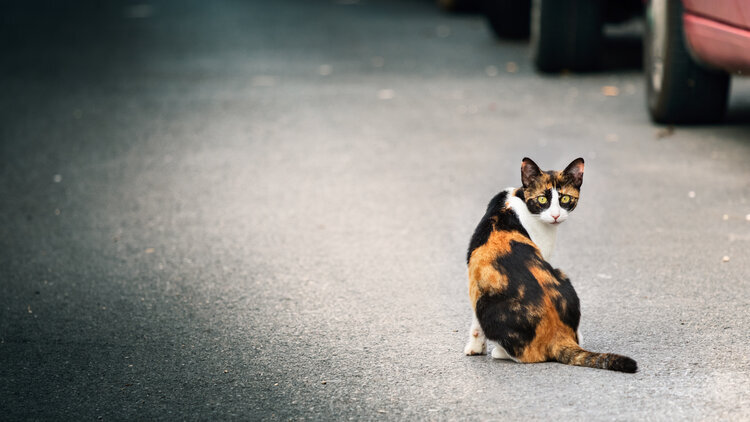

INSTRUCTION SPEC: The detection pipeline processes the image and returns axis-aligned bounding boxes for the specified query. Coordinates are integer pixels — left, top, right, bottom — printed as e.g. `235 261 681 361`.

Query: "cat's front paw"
464 339 487 355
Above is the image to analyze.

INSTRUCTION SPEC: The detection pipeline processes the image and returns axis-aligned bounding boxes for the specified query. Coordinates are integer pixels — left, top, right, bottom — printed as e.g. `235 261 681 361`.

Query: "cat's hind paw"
491 346 512 360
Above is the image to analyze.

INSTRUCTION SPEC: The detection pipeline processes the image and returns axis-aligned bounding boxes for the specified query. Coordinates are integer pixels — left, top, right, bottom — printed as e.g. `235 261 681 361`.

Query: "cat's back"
466 190 542 305
466 190 529 261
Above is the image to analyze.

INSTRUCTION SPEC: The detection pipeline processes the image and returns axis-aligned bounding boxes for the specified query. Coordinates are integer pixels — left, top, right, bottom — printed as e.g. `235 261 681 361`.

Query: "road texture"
2 0 750 420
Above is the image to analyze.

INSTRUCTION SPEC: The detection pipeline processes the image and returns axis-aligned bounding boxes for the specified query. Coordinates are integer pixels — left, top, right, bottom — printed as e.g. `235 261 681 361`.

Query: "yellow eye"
537 196 547 204
561 195 570 204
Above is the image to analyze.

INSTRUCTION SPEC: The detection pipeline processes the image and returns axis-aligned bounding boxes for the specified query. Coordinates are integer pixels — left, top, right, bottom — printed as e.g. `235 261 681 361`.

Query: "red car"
645 0 750 123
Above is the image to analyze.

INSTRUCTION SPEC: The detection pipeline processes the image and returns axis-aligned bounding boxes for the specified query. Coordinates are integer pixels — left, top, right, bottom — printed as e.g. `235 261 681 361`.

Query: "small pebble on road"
602 86 619 96
656 126 675 138
319 64 332 76
377 89 394 100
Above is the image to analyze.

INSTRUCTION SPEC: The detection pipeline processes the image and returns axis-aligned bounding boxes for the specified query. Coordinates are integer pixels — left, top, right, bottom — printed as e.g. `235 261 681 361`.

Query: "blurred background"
2 0 749 420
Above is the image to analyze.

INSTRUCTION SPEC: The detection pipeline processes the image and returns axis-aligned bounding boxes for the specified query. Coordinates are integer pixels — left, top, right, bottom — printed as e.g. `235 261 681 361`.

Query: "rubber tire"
483 0 531 40
645 0 730 124
530 0 603 72
438 0 481 13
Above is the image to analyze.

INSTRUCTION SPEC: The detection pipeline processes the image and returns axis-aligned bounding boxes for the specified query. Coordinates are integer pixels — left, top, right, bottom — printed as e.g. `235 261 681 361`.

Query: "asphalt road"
2 0 750 420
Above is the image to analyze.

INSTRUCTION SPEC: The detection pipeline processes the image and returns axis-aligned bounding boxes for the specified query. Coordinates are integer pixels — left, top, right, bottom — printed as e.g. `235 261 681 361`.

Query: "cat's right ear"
521 157 541 188
563 157 585 188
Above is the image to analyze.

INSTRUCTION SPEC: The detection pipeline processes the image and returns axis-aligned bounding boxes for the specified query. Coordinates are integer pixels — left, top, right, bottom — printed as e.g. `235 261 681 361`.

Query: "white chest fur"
504 188 558 260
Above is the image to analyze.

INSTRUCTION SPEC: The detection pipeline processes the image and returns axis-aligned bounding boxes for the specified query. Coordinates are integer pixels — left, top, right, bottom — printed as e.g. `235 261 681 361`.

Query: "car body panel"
682 0 750 30
683 12 750 73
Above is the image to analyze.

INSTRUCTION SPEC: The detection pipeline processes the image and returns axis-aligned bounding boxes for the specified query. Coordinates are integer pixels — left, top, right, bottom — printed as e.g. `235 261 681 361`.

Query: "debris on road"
377 89 395 100
602 86 619 96
319 64 332 76
656 126 675 139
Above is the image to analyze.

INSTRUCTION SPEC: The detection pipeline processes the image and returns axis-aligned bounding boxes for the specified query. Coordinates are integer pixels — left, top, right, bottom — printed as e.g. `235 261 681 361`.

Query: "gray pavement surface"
2 0 750 420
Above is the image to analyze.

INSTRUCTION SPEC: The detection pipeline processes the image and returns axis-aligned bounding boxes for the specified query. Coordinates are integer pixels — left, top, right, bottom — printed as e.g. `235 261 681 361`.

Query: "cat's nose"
551 214 560 221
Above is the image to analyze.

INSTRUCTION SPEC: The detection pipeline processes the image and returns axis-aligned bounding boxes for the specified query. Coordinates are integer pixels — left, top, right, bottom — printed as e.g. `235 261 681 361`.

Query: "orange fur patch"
467 230 535 308
518 294 576 363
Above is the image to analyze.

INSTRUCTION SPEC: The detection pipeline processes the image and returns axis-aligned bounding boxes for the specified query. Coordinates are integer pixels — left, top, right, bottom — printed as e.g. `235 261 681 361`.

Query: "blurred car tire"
438 0 480 12
483 0 531 39
530 0 603 72
645 0 730 124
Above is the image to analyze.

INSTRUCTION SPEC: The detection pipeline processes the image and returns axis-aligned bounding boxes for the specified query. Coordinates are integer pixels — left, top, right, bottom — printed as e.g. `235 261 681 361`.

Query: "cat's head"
519 157 584 225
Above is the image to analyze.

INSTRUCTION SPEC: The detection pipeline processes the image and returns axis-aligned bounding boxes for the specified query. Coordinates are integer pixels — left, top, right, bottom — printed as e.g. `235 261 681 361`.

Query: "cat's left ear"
563 158 584 188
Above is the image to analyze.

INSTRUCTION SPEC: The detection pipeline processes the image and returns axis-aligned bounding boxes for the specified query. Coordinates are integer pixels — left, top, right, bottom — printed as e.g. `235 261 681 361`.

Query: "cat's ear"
563 157 585 188
521 157 542 188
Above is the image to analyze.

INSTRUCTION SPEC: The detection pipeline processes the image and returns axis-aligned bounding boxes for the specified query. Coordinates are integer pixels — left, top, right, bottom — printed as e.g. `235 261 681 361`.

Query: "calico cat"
463 157 637 373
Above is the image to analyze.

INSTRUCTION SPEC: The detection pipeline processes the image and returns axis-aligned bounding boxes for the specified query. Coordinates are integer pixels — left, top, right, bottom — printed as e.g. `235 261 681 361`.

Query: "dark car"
484 0 643 72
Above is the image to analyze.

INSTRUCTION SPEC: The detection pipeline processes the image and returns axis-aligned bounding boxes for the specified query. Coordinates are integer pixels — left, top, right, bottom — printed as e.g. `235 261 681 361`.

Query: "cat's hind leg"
490 343 513 360
464 313 487 355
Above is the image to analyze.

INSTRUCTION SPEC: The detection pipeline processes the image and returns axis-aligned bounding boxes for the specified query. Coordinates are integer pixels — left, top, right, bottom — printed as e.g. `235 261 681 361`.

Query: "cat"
463 157 637 373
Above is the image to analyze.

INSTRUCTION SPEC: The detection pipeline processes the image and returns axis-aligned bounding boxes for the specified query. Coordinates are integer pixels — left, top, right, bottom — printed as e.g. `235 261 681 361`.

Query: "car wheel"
438 0 480 12
645 0 730 124
530 0 603 72
483 0 531 39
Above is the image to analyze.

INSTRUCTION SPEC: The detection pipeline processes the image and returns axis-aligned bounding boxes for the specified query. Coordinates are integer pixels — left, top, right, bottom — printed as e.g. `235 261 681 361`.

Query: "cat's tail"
550 338 637 373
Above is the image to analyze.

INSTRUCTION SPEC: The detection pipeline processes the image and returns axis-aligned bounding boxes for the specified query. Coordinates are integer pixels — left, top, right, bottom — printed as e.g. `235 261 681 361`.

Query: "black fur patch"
475 241 545 357
552 268 580 331
466 191 530 264
558 192 578 211
524 189 551 214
